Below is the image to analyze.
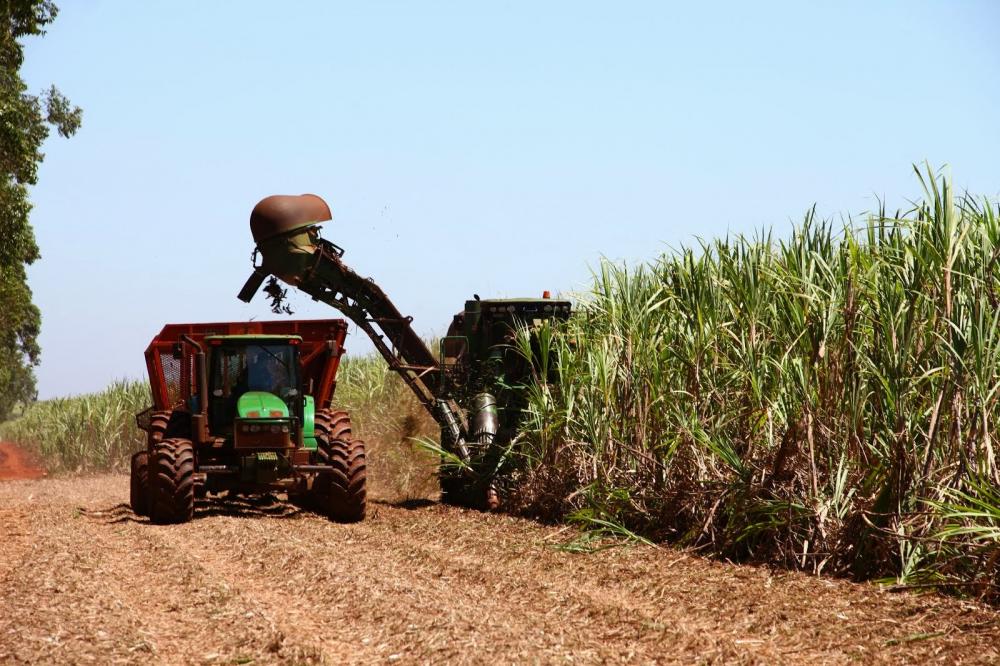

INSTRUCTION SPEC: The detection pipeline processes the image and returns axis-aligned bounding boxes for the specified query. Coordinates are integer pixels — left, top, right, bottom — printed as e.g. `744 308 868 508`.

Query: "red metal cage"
144 319 349 412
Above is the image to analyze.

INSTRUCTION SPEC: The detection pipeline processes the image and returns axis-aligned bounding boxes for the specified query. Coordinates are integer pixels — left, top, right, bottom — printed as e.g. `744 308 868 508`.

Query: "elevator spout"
237 193 452 449
237 193 333 301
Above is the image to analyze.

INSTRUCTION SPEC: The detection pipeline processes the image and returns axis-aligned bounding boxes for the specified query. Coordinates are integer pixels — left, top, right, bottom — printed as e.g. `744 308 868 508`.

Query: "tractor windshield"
212 343 299 396
209 342 300 431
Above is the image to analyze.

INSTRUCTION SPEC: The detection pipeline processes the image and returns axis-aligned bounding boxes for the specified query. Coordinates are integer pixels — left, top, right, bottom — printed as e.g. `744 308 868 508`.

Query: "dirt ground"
0 441 46 481
1 456 1000 663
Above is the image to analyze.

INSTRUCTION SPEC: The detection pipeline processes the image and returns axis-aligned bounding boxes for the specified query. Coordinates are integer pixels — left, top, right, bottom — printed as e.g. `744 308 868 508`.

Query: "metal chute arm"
292 245 471 458
244 214 469 459
299 241 441 402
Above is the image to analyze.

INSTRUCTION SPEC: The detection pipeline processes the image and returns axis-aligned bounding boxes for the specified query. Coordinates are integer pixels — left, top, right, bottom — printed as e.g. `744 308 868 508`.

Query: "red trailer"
142 319 349 413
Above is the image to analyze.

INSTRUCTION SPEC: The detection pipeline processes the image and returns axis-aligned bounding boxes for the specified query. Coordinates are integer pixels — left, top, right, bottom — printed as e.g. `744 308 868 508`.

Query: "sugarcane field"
3 2 1000 664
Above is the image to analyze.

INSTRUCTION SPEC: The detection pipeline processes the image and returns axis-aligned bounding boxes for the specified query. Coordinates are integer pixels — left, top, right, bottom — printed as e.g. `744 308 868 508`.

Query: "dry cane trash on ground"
1 473 999 664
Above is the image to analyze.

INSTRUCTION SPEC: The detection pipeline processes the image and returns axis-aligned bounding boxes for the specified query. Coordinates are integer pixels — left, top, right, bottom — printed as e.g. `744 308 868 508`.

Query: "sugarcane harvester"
238 194 571 508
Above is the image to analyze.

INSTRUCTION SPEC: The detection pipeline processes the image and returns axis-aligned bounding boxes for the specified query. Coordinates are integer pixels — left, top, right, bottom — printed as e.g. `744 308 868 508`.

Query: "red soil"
0 442 46 481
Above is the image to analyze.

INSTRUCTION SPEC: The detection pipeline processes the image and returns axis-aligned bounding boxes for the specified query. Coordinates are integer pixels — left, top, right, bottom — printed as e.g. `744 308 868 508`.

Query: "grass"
510 164 1000 599
0 379 150 473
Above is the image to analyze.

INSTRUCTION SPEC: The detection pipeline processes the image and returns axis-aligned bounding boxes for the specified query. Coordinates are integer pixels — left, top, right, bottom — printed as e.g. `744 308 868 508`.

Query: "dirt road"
0 442 45 481
1 473 999 664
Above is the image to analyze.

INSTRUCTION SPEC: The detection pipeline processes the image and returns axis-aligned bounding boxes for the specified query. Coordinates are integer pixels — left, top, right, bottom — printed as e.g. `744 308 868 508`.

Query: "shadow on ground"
80 493 447 525
371 498 438 511
80 493 311 524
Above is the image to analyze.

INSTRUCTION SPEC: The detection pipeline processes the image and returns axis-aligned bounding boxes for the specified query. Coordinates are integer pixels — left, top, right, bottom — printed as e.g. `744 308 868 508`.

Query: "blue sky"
20 1 1000 398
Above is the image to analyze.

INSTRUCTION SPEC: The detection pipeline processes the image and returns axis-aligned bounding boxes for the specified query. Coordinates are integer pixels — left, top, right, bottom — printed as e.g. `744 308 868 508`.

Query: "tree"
0 1 81 419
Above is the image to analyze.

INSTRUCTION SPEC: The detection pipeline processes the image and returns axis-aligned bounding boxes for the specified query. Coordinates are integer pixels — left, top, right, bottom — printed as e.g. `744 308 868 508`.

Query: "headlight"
270 425 281 433
250 424 261 433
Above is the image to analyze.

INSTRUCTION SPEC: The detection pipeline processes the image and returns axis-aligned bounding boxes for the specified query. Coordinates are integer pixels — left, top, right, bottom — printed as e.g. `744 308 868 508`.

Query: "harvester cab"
237 194 571 509
131 320 366 524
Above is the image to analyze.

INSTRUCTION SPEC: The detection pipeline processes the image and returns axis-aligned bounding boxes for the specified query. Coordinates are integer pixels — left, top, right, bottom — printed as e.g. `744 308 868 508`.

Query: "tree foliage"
0 1 81 419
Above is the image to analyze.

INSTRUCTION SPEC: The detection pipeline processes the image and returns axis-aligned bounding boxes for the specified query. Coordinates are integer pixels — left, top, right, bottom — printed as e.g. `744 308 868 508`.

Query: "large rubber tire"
439 473 476 507
327 438 367 522
130 451 150 516
147 410 173 446
439 474 498 510
313 409 353 461
149 438 195 524
147 410 192 447
314 410 366 522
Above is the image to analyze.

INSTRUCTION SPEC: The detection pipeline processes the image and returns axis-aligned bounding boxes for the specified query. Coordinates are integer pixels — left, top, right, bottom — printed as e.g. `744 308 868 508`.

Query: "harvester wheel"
439 473 471 507
439 474 498 510
438 426 501 511
129 451 150 516
149 438 195 524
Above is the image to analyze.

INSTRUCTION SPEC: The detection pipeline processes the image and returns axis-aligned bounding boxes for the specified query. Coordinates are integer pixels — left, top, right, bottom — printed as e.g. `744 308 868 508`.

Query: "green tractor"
131 319 366 524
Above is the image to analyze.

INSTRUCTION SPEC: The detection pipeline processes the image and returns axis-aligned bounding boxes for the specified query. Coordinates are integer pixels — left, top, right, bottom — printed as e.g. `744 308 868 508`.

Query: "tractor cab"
205 335 304 444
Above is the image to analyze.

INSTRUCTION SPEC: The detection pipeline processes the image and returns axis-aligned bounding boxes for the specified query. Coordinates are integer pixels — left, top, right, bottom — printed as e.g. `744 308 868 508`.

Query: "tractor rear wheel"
129 451 150 516
325 438 367 522
149 438 195 524
147 410 191 447
313 409 352 460
313 409 366 522
148 410 171 443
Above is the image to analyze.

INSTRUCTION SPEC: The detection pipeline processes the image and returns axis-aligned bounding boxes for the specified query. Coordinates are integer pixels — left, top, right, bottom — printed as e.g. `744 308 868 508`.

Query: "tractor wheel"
149 438 195 524
129 451 150 516
147 410 173 446
328 438 367 522
147 410 192 447
313 409 366 521
313 409 353 461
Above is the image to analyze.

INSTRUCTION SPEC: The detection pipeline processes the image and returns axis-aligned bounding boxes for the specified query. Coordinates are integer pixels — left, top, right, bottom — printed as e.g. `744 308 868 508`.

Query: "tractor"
130 319 366 524
238 194 571 508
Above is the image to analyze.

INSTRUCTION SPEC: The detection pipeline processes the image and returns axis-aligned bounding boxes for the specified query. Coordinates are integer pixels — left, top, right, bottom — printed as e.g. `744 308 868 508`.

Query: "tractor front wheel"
129 451 149 516
149 438 195 524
